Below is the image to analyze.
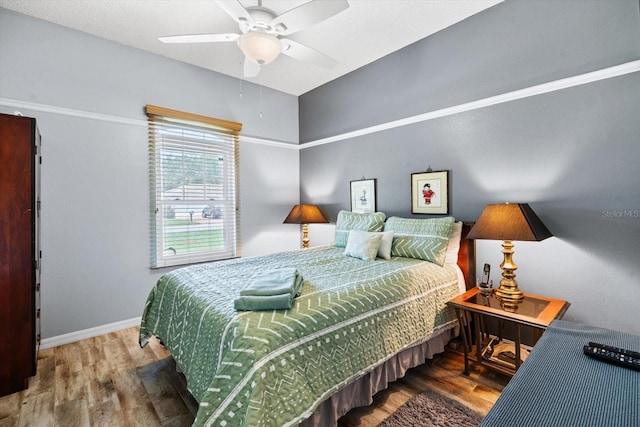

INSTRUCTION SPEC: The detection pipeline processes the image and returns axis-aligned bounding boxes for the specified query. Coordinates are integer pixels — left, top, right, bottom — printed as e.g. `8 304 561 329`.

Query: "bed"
139 213 475 427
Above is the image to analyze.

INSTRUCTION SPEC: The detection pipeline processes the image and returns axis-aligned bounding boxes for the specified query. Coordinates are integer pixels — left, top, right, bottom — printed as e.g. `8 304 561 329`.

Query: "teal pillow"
384 216 455 266
334 210 386 247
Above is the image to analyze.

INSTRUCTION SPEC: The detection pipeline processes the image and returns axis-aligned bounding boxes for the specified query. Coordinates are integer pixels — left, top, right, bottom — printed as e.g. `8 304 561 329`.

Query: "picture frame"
411 170 449 214
350 178 377 213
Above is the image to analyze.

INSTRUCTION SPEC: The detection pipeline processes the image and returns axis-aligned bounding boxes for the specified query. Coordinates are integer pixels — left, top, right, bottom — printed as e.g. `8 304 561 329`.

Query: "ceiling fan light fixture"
238 31 282 65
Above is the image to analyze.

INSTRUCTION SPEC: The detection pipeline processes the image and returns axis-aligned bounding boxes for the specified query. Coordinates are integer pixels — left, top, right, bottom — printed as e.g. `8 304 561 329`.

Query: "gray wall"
299 0 640 334
0 9 301 339
1 1 639 340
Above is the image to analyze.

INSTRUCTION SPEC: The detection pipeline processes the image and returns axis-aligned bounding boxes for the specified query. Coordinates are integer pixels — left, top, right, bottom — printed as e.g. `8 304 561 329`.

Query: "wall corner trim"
0 98 297 149
301 59 640 149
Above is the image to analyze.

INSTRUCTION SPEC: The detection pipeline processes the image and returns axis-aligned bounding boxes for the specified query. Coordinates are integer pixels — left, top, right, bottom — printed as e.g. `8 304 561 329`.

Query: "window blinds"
146 105 242 268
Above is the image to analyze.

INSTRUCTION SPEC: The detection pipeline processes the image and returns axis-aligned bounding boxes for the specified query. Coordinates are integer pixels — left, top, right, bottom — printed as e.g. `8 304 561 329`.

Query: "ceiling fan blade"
271 0 349 36
280 39 337 69
244 57 261 78
159 33 239 44
214 0 255 28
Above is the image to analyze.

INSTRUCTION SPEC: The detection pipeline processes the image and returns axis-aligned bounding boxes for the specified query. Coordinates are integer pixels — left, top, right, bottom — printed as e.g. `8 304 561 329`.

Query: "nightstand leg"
533 328 543 344
455 308 470 375
474 313 482 363
515 324 522 370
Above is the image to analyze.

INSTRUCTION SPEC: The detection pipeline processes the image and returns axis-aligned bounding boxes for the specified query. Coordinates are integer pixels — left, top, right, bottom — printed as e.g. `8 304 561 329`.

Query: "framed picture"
350 178 377 213
411 170 449 214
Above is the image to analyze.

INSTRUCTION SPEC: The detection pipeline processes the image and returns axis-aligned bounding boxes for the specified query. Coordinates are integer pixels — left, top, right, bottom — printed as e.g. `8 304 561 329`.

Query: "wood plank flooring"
337 346 509 427
0 327 508 426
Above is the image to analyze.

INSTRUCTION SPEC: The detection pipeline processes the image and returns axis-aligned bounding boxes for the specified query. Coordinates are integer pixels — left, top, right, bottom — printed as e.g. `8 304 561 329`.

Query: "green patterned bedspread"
139 246 461 427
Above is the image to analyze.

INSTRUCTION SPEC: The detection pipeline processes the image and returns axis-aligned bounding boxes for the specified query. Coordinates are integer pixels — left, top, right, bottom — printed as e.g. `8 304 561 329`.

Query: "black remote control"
583 344 640 371
588 342 640 359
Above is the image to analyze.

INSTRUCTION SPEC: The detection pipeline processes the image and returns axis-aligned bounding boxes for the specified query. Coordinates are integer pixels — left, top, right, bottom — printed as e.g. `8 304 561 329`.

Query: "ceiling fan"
159 0 349 77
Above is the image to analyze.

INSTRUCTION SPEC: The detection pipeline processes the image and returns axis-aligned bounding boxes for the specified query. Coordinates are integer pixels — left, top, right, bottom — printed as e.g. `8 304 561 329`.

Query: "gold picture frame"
411 170 449 214
350 178 377 213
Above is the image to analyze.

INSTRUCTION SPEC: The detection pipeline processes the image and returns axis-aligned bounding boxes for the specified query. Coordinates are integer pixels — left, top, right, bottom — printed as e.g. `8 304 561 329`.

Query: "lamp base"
495 240 524 312
301 224 310 249
494 286 524 312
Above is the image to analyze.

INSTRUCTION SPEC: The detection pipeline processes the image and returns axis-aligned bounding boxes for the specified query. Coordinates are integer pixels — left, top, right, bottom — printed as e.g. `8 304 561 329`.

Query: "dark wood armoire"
0 113 42 397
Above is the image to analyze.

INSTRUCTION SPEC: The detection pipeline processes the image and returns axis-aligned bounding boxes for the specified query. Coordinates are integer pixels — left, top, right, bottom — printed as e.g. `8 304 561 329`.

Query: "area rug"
378 388 483 427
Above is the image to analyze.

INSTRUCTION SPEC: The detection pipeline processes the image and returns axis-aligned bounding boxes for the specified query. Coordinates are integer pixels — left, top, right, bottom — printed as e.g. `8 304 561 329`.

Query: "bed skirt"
299 323 459 427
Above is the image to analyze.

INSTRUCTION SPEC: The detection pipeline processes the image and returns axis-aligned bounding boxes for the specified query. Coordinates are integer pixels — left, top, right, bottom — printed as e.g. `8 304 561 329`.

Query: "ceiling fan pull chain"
239 59 243 99
259 77 263 119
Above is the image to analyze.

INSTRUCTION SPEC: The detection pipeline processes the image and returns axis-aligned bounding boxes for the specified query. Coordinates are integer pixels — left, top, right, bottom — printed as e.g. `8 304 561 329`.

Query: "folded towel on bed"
240 268 303 297
234 293 296 311
235 268 304 311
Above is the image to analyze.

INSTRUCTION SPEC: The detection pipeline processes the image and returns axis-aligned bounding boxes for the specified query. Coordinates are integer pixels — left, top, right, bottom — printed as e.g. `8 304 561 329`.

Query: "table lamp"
467 203 552 308
283 204 329 248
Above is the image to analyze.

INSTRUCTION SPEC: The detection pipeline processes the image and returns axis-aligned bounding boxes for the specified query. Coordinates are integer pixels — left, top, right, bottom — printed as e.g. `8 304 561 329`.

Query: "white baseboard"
40 317 142 350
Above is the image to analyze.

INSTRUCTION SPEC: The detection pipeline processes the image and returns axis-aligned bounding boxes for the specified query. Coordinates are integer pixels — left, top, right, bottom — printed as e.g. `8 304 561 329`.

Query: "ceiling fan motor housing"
242 7 279 34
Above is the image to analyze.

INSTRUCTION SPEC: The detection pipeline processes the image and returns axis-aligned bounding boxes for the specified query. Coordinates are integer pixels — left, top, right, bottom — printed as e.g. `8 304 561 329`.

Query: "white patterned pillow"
334 210 386 248
375 230 395 260
444 221 463 265
344 230 383 261
384 216 455 266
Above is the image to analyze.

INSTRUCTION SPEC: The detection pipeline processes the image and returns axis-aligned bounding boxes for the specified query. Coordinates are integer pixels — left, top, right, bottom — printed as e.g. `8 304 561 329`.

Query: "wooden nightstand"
447 287 570 376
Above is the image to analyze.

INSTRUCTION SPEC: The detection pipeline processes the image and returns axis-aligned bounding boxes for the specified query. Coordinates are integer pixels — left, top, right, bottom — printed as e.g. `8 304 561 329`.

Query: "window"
146 105 242 268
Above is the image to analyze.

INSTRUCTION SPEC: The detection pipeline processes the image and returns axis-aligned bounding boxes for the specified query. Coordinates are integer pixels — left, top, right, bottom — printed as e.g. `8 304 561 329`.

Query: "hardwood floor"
0 327 509 426
337 346 509 427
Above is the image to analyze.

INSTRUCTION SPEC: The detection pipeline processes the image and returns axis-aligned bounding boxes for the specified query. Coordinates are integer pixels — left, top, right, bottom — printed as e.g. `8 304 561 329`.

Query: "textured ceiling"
0 0 502 96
